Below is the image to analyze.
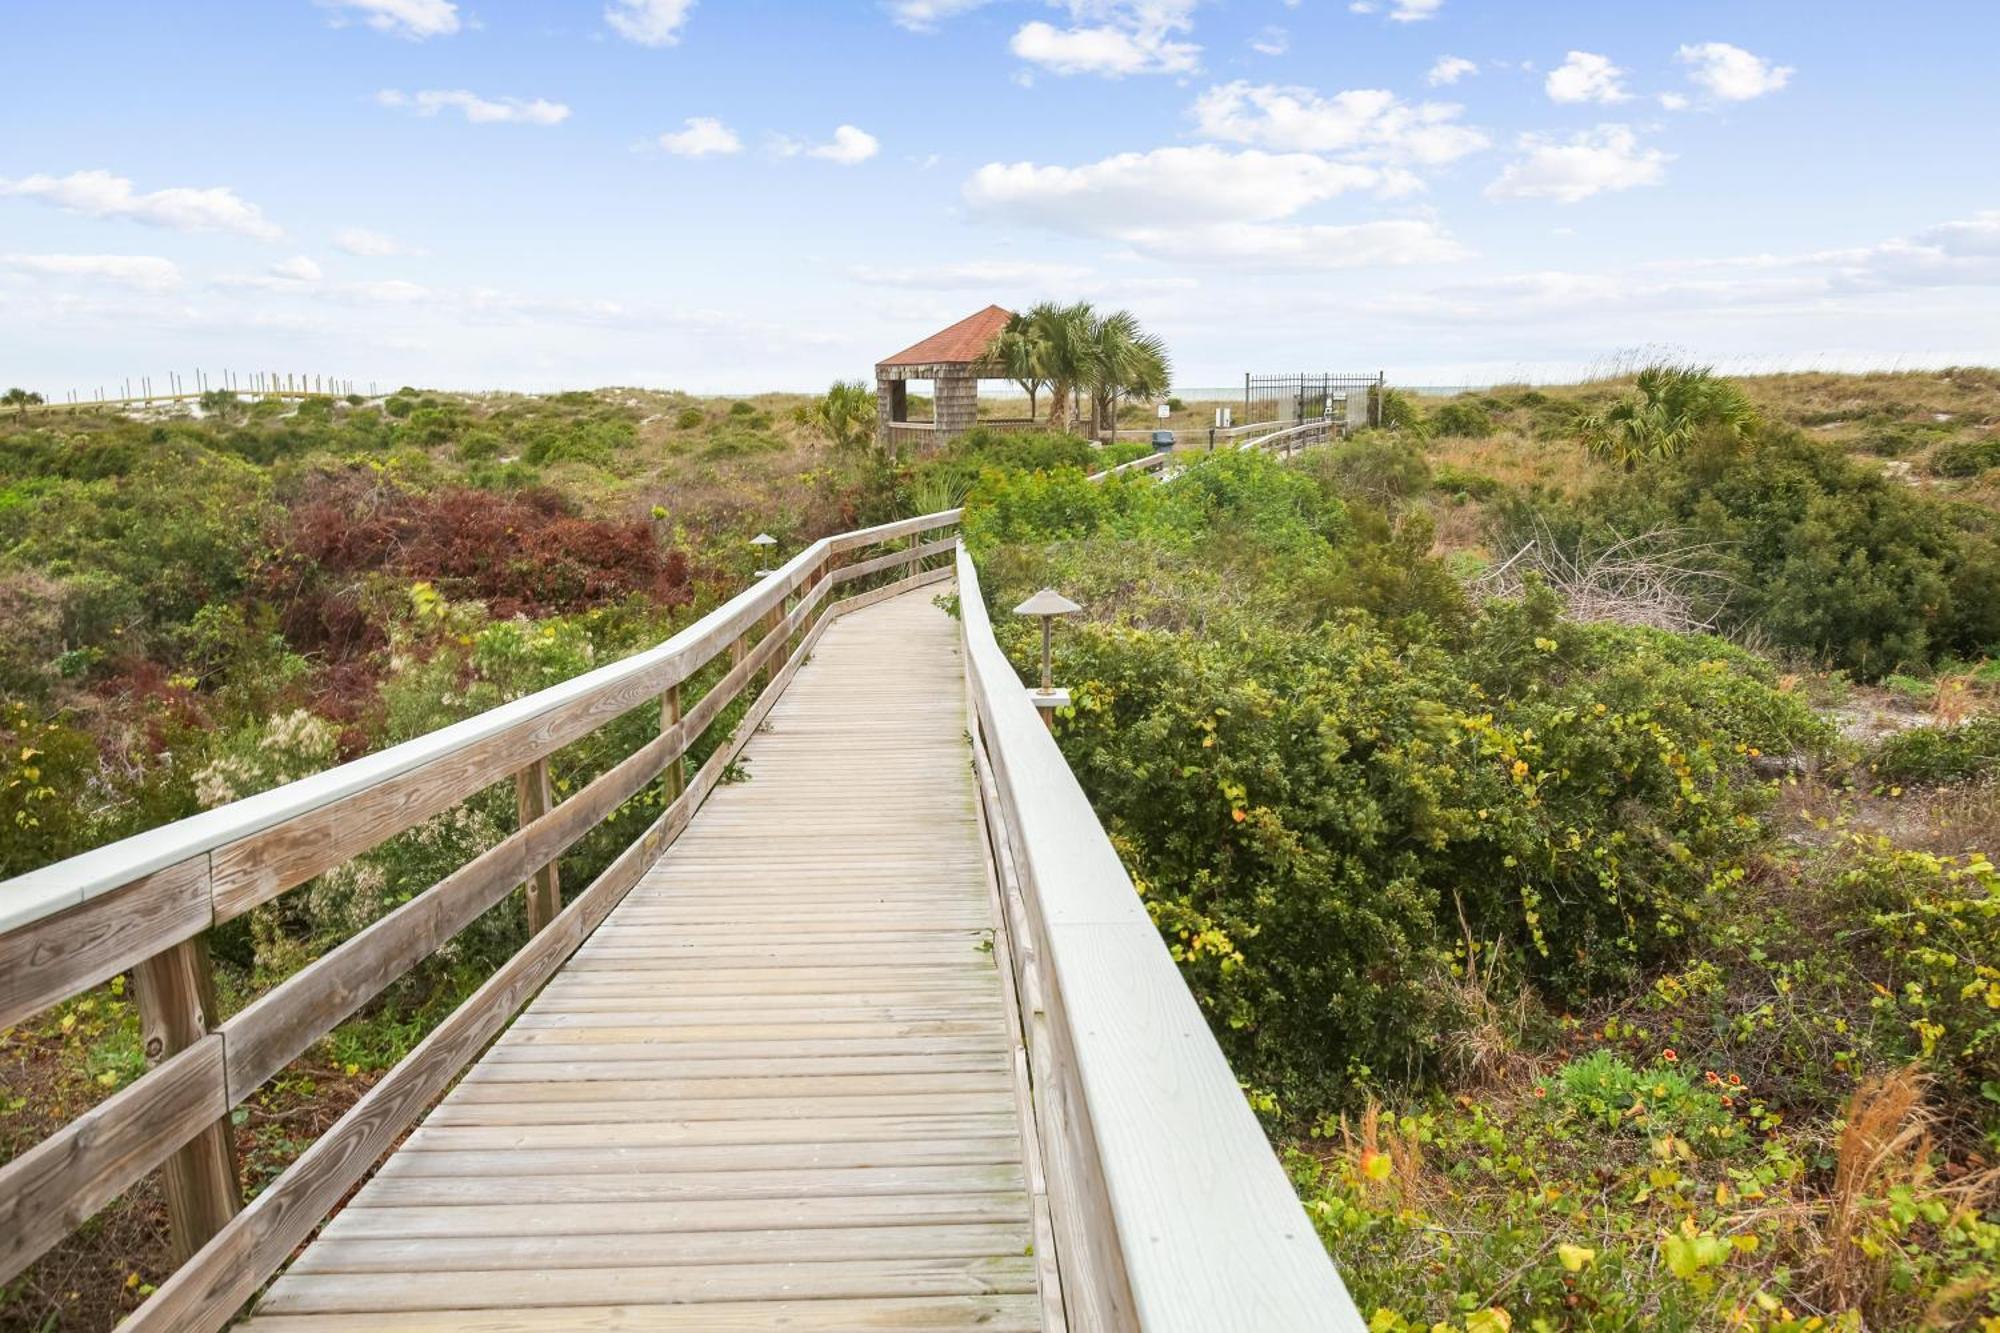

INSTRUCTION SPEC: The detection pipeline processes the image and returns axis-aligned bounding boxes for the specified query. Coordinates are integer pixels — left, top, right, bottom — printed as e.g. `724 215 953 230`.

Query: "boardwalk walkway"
241 589 1048 1331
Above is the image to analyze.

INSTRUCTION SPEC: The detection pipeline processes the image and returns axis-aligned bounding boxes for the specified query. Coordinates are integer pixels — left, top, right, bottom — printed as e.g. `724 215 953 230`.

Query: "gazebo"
874 305 1021 454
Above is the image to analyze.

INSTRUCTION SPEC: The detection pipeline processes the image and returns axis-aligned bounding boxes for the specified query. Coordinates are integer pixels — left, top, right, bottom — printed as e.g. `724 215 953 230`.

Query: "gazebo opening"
875 304 1028 454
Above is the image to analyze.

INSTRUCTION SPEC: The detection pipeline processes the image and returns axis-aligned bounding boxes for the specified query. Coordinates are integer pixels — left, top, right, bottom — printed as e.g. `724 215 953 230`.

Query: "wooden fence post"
514 758 560 934
661 684 685 807
132 936 241 1263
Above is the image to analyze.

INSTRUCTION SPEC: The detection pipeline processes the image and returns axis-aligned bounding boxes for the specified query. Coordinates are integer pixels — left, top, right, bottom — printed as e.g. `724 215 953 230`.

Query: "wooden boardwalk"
241 589 1049 1331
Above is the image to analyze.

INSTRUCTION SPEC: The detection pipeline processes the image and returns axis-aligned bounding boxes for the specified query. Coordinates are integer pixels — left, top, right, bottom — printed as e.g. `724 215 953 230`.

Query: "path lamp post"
1012 588 1081 730
749 531 779 579
748 533 782 682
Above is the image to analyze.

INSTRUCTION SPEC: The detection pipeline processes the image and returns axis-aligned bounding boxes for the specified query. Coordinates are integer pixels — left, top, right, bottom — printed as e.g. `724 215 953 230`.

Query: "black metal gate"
1244 372 1385 430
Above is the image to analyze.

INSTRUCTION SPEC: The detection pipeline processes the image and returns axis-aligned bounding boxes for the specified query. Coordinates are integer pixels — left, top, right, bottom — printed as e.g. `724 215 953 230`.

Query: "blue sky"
3 0 1997 394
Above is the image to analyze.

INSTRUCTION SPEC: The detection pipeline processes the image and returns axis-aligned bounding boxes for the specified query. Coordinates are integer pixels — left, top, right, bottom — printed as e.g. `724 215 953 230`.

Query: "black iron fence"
1243 372 1385 430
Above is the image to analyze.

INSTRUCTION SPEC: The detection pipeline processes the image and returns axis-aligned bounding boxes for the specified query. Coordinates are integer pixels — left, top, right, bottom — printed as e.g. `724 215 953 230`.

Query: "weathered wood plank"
0 856 210 1030
513 758 560 934
132 935 242 1263
287 1223 1033 1273
319 1193 1032 1239
240 1294 1038 1332
256 1258 1036 1314
0 1036 227 1285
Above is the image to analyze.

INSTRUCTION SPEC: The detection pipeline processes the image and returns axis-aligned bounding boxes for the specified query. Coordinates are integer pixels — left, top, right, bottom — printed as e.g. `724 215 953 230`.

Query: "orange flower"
1661 1048 1679 1063
1727 1073 1741 1086
1704 1071 1721 1085
1534 1086 1548 1099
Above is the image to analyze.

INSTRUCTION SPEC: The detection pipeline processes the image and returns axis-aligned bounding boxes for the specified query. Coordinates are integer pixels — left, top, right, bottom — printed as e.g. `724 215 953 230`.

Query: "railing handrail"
0 508 963 1317
1233 416 1333 453
0 508 959 934
955 543 1363 1331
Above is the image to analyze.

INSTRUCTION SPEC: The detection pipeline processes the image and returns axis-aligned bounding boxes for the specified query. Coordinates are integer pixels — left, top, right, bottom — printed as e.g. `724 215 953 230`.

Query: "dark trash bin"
1151 430 1176 453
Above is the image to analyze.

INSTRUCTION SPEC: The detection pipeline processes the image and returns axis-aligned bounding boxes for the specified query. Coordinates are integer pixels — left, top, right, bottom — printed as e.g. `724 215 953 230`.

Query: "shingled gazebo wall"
874 305 1014 455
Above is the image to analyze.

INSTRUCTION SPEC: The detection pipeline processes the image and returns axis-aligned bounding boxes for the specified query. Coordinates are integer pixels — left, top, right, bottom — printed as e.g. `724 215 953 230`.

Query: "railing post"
132 935 241 1263
661 683 685 808
514 758 560 934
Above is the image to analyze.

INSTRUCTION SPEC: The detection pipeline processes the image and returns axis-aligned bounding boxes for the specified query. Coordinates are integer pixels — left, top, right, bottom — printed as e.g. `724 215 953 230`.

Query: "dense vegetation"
968 368 2000 1331
0 388 1137 1328
4 364 1996 1330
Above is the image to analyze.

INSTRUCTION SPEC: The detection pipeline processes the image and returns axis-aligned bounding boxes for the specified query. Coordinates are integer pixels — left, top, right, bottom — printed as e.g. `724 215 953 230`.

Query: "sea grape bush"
966 451 1827 1109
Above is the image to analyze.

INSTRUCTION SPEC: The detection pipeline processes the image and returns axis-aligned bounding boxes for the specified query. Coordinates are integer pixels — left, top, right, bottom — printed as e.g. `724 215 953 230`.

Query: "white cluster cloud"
1677 42 1793 101
1249 26 1288 57
1011 0 1200 78
659 116 742 157
1545 50 1630 104
962 144 1463 269
318 0 459 39
377 89 572 125
1190 81 1488 165
0 169 282 240
269 256 324 283
333 227 421 257
2 252 184 292
1116 218 1467 269
966 145 1398 229
1349 0 1441 22
886 0 995 31
605 0 696 46
1427 55 1476 87
773 125 881 165
1487 125 1667 203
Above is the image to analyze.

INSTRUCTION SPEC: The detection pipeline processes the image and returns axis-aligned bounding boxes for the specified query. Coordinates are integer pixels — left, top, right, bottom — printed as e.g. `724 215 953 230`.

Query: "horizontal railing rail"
955 542 1363 1332
1223 415 1337 456
0 510 962 1325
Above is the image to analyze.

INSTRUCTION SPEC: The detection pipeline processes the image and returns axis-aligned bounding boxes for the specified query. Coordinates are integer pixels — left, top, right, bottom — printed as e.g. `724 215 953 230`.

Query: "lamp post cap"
748 532 778 547
1013 588 1082 618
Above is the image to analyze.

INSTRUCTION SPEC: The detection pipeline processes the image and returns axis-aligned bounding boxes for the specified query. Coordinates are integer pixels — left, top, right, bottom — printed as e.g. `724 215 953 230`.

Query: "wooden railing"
1203 415 1340 456
0 510 961 1329
955 543 1364 1332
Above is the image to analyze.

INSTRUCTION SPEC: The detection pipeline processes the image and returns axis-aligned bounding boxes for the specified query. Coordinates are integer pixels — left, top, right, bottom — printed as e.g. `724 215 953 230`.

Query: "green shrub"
674 407 705 430
1836 840 2000 1110
1931 434 2000 477
967 450 1828 1110
1507 430 2000 677
1869 717 2000 785
1580 364 1756 468
1312 433 1430 507
1428 401 1494 439
384 395 416 419
728 400 755 417
1431 464 1501 500
1857 419 1951 457
1370 386 1425 434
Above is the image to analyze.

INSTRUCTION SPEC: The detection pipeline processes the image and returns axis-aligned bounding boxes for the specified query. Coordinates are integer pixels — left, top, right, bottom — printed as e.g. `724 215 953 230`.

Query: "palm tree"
1019 301 1095 434
1582 364 1756 469
992 315 1049 422
803 379 877 453
1083 309 1171 438
3 388 43 417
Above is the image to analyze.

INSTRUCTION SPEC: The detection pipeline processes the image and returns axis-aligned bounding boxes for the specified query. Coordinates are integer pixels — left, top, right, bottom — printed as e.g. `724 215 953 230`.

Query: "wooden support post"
758 604 783 686
132 936 241 1264
514 758 560 934
660 684 685 807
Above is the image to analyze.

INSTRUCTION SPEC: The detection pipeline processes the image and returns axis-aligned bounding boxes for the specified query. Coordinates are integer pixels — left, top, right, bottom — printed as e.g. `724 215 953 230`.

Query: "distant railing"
1207 414 1339 456
956 543 1364 1332
0 510 961 1329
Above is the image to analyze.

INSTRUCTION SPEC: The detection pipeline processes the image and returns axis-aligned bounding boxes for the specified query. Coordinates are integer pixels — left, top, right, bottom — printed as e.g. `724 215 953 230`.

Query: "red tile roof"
877 304 1014 368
